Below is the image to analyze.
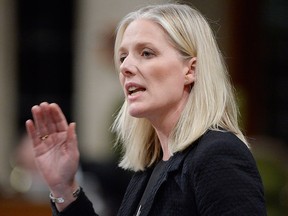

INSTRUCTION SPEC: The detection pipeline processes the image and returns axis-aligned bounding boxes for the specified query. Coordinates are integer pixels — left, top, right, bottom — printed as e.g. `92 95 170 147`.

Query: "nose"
119 55 137 77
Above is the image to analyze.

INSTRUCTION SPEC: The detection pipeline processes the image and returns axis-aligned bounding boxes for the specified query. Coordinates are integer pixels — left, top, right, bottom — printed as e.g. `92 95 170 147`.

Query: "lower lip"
127 91 145 101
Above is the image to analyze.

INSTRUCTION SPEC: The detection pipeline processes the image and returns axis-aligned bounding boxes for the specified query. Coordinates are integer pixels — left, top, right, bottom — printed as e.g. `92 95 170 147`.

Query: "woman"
26 3 266 215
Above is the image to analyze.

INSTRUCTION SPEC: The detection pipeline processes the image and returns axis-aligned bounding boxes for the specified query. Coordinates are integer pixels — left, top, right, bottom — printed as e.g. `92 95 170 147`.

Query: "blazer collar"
139 145 196 216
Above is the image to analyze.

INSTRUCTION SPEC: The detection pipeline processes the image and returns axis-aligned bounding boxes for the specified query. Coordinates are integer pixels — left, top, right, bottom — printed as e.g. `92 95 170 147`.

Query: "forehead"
119 19 170 50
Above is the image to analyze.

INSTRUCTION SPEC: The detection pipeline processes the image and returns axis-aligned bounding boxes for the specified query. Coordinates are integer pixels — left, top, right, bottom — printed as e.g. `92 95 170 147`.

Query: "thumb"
67 123 79 160
67 122 78 149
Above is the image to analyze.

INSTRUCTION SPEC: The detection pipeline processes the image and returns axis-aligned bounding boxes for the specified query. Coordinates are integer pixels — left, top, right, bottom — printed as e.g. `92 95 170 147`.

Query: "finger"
67 122 77 146
40 102 57 133
31 105 49 136
50 103 69 132
67 122 79 158
25 119 41 147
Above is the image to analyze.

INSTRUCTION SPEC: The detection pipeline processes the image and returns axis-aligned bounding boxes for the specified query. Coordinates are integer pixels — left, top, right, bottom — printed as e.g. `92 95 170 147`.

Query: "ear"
184 57 196 85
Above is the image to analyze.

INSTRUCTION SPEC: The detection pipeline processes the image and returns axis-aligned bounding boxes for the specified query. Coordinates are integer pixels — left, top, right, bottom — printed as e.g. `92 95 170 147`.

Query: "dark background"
11 0 288 215
17 0 288 143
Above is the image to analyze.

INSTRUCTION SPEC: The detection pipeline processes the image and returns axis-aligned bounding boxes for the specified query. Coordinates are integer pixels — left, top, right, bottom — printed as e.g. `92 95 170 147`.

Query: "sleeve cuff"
51 187 98 216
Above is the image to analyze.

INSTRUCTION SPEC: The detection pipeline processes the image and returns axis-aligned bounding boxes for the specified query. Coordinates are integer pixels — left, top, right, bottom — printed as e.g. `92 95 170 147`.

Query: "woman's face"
118 19 195 123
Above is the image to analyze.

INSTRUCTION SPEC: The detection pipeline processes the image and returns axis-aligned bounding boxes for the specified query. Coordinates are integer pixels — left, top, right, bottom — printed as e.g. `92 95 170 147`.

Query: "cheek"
154 65 185 86
148 65 172 81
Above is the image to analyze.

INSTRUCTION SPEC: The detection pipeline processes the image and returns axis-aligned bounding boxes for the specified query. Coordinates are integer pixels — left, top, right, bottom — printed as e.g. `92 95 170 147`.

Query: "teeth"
128 86 137 91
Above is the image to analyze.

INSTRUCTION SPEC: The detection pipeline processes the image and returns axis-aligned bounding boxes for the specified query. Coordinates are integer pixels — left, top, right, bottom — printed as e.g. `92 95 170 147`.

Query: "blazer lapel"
118 142 198 216
117 168 152 216
139 146 195 216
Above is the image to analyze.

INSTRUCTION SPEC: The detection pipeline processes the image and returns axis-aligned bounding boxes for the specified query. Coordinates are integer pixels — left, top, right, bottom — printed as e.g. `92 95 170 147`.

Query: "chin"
129 111 144 118
128 108 146 118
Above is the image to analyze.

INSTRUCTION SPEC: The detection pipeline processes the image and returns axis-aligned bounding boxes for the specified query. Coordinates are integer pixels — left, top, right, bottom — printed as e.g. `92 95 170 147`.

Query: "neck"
155 130 171 161
151 110 180 161
149 90 191 161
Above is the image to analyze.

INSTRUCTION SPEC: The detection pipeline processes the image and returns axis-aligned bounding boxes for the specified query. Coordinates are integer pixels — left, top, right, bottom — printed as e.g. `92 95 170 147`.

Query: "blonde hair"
112 3 247 171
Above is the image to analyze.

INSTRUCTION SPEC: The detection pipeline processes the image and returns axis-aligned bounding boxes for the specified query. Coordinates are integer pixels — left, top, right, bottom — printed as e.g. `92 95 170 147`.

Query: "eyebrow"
118 41 156 53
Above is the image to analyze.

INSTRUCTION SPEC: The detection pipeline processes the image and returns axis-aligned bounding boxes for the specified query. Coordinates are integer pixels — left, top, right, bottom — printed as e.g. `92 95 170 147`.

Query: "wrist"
49 179 79 196
49 182 80 211
50 186 81 204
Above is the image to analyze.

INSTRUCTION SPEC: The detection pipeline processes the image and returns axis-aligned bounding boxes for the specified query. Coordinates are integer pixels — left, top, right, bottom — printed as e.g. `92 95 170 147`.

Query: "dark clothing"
135 160 168 215
52 130 266 216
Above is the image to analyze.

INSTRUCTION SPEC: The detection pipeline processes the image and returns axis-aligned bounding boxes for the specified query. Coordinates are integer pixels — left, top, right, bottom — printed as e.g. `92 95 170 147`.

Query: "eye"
119 54 127 63
141 49 155 58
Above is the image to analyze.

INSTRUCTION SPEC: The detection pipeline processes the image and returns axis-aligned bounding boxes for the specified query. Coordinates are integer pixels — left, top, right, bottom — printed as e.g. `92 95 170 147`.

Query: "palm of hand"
26 102 79 188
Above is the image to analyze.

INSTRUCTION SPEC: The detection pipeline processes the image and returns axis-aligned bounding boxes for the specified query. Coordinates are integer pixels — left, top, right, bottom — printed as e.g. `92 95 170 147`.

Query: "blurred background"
0 0 287 215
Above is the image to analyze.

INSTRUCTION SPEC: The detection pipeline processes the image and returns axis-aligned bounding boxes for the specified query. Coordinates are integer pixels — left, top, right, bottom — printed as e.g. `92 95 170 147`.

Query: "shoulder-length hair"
112 3 247 171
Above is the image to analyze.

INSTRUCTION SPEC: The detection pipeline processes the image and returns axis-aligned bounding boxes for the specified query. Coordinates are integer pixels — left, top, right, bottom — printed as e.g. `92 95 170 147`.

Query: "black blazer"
52 130 266 216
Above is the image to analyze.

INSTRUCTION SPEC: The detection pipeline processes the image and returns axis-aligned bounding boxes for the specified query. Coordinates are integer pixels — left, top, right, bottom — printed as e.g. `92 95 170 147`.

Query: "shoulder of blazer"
189 129 252 164
179 129 253 175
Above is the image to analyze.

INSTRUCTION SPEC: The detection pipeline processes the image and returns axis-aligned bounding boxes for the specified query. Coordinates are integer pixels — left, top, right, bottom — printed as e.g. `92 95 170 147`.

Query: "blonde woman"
26 3 266 215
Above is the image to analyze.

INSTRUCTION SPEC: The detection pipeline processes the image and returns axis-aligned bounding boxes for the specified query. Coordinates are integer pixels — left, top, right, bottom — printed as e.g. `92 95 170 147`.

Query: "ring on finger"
40 134 49 141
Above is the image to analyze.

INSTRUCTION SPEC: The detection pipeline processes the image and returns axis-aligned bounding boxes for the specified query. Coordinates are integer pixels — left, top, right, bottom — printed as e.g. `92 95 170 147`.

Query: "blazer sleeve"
192 132 266 215
51 188 98 216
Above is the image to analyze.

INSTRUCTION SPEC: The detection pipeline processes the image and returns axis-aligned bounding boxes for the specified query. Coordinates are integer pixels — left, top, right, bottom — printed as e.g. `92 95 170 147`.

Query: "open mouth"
128 86 146 95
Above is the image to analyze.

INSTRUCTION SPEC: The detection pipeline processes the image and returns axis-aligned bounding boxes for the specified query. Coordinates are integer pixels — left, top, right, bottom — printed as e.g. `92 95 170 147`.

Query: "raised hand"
26 102 80 209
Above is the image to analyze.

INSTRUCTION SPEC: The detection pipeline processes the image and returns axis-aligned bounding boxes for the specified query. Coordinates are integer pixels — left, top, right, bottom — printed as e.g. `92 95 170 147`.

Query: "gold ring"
40 135 49 141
